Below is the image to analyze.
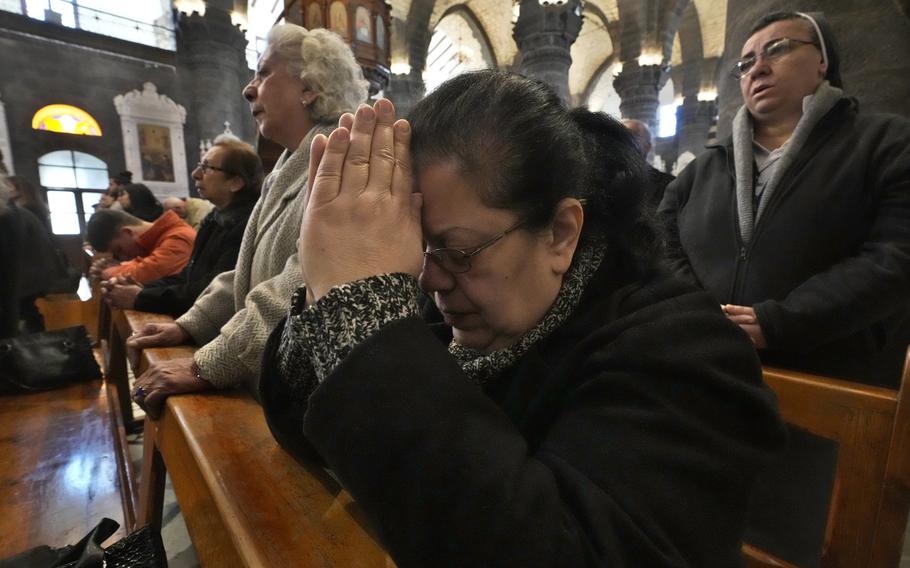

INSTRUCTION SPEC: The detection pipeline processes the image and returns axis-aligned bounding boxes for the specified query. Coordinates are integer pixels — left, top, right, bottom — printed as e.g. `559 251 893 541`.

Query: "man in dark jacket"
103 139 262 317
659 11 910 387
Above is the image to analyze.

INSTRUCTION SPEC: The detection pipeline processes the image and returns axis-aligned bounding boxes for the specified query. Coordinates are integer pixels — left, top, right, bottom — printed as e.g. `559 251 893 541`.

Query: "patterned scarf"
449 244 605 386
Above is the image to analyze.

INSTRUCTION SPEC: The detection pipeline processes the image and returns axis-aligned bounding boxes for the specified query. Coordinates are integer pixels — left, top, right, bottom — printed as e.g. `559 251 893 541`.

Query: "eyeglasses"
423 221 524 274
731 37 819 79
195 162 230 175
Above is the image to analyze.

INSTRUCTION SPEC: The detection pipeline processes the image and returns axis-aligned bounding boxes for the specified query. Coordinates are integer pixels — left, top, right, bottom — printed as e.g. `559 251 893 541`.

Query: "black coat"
659 99 910 387
261 256 786 567
134 201 253 317
0 205 25 338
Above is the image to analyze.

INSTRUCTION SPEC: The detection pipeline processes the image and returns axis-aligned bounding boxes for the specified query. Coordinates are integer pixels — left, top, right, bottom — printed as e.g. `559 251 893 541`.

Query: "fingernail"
396 121 410 135
377 99 392 115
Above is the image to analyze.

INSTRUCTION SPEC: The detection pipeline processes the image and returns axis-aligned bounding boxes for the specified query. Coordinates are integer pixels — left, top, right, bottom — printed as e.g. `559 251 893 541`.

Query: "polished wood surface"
118 313 393 567
0 380 126 557
743 351 910 567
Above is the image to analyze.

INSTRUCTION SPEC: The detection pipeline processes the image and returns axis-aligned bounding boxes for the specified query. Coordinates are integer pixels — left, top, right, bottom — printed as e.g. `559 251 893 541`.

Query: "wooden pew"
744 348 910 568
114 298 907 567
0 377 126 557
109 311 391 566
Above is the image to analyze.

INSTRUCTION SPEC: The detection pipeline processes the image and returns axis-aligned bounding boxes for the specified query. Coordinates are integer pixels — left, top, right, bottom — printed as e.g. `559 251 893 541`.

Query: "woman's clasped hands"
298 98 423 302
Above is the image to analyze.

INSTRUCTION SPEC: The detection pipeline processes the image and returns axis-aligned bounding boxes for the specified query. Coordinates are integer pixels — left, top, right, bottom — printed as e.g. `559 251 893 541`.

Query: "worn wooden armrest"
743 355 910 568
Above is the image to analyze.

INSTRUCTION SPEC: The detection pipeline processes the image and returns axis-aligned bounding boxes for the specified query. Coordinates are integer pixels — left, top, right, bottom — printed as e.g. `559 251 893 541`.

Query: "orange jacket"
103 210 196 283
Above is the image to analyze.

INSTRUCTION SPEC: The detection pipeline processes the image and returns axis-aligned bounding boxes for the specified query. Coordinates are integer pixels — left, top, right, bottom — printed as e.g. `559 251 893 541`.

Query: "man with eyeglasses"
659 11 910 388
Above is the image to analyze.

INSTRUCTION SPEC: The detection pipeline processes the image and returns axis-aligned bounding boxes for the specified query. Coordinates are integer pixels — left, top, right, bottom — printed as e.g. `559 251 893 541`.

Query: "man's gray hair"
266 24 368 122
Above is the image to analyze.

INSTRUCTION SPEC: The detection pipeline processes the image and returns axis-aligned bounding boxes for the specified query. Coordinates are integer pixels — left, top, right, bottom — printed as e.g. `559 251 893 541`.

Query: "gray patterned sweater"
175 123 335 390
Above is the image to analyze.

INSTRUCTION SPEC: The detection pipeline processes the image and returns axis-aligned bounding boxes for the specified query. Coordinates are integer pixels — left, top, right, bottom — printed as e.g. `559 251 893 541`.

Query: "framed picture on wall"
138 124 175 182
330 2 348 39
355 7 371 43
307 3 323 29
114 82 188 198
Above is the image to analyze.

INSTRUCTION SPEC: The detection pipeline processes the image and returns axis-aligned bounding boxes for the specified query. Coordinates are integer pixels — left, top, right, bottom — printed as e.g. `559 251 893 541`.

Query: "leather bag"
0 325 101 395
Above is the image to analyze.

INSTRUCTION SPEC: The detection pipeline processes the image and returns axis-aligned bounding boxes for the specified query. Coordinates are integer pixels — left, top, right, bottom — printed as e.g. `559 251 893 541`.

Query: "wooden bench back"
744 348 910 568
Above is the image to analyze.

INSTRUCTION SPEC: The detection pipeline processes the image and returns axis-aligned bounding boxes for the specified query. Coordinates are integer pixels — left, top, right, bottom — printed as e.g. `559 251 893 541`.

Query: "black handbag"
0 518 167 568
0 325 102 395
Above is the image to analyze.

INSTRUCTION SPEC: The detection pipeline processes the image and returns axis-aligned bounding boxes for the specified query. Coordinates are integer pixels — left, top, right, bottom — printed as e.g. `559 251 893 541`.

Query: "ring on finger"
133 385 146 402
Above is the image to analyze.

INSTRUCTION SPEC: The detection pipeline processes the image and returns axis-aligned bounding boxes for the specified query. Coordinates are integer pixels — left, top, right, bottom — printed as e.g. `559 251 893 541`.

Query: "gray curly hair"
266 24 368 122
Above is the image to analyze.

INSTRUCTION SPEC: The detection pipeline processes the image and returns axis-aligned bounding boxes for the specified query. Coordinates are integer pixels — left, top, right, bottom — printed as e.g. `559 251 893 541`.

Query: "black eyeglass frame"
731 37 820 79
423 221 525 274
195 161 231 175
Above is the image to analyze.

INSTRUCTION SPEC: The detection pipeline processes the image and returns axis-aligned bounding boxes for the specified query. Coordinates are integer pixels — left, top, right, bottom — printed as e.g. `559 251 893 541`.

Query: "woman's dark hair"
213 138 264 205
121 183 164 222
408 70 660 278
7 175 51 231
749 11 842 88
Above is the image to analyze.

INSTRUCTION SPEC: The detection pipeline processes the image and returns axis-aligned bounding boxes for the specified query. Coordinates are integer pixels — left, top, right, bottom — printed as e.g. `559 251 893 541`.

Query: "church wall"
0 10 184 191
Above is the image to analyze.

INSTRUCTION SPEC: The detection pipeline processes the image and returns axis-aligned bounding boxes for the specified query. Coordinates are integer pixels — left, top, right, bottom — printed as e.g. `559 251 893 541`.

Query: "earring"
300 98 309 107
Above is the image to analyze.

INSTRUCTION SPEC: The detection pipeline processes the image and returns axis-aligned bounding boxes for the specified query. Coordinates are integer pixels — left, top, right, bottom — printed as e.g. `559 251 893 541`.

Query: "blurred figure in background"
118 183 163 221
6 175 51 233
622 119 674 213
162 196 215 230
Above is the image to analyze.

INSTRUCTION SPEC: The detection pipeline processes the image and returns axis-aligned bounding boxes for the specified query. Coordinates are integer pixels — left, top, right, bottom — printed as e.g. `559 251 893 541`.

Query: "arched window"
657 79 679 138
38 150 109 234
32 104 102 136
423 9 495 94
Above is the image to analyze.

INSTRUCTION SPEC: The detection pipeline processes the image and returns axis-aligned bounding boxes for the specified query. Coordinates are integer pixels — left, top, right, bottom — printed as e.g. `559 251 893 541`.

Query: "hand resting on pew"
130 356 212 419
128 322 205 418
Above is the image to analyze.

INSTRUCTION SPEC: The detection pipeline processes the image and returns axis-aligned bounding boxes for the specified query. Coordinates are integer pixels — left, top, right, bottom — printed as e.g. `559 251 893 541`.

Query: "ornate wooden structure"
282 0 391 96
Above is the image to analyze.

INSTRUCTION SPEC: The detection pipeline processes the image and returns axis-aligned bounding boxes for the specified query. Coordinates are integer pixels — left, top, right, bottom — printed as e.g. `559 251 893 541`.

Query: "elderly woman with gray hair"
128 24 368 415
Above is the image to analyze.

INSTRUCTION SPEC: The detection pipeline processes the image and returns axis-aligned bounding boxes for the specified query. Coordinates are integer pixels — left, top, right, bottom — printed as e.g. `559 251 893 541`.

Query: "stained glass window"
32 104 102 136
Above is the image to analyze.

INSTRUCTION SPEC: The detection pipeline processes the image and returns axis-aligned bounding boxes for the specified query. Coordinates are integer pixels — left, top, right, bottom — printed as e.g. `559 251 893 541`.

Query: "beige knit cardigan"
177 123 334 391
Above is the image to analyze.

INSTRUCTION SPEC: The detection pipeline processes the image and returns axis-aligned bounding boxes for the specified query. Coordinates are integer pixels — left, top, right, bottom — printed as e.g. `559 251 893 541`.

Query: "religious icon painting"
375 14 385 49
355 6 372 43
307 2 323 29
329 1 348 39
137 124 175 182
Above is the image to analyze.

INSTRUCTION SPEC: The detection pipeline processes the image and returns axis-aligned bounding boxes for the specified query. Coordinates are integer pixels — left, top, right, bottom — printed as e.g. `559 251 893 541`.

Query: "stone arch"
570 2 620 102
435 4 497 68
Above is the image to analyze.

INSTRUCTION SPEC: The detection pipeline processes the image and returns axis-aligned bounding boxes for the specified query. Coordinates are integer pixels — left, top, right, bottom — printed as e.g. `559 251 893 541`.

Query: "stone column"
386 72 425 117
176 1 255 190
613 62 664 134
675 95 717 158
512 0 582 101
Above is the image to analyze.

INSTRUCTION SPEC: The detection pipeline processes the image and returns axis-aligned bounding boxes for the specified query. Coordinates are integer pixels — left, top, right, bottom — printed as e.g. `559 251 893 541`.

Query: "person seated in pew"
118 183 164 222
86 208 195 284
162 196 215 231
103 139 262 316
658 11 910 387
255 76 786 566
127 24 368 405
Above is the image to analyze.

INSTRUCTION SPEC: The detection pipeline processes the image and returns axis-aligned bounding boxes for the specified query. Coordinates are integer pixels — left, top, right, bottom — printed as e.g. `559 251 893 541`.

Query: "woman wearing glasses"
127 24 367 416
659 11 910 387
260 72 786 566
102 139 261 316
